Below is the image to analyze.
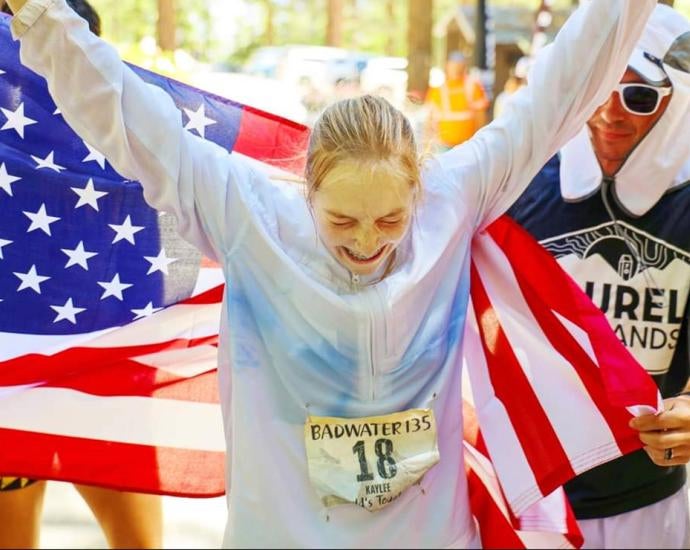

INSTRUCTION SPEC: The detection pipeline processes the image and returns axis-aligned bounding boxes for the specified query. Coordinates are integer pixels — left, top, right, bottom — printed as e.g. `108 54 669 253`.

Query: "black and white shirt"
509 154 690 519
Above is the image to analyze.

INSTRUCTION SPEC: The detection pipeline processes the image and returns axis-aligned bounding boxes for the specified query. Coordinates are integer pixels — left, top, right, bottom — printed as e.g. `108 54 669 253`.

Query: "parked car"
360 56 445 108
244 45 372 109
242 46 284 79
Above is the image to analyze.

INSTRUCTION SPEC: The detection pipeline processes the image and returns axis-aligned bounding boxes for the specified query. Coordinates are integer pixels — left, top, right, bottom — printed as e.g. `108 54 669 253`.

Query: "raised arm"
437 0 656 231
7 0 255 260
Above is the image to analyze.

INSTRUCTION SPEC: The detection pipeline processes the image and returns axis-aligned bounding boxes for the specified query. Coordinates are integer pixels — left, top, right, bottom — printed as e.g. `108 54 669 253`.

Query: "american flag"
0 11 661 546
464 217 661 547
462 399 583 549
0 12 305 497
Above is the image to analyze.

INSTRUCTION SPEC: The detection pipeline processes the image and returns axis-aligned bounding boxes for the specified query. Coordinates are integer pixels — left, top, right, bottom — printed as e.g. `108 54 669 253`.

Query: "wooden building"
434 4 574 102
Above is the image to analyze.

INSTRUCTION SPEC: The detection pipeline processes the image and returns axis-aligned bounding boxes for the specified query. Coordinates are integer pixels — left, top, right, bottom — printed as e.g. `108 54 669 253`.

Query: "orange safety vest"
427 76 488 147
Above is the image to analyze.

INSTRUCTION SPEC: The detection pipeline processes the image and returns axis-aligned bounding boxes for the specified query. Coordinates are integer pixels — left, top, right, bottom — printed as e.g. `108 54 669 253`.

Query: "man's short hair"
2 0 100 36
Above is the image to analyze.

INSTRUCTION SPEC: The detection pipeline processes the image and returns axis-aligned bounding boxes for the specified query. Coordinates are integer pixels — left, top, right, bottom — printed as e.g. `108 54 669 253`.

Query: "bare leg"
0 479 47 549
74 485 163 549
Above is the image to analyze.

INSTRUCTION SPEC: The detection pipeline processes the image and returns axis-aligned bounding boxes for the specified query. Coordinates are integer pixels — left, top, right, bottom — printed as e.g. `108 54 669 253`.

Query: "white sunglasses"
615 83 672 116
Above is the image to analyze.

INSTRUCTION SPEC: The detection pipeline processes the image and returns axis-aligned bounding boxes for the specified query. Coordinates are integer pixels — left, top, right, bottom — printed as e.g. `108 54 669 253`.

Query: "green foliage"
235 0 580 61
89 0 217 62
87 0 690 71
232 0 424 60
340 1 405 56
89 0 151 46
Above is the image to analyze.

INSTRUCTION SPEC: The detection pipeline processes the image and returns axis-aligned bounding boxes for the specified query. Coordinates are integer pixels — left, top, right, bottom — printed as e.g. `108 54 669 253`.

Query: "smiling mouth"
595 127 632 139
341 245 387 264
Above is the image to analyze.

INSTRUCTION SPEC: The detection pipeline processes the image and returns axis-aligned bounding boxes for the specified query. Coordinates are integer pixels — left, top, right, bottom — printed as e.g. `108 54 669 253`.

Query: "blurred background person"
424 50 489 151
493 55 530 119
0 1 163 548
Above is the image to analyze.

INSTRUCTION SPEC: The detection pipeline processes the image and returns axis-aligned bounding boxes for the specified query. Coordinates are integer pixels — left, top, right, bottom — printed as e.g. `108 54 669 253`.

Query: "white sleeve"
11 0 256 261
436 0 656 231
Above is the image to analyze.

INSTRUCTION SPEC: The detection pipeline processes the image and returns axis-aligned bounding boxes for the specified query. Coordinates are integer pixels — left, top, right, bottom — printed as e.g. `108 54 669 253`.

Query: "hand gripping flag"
0 10 660 544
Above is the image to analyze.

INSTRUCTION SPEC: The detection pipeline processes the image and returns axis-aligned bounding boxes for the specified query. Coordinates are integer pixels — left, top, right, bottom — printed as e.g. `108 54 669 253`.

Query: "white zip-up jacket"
11 0 654 547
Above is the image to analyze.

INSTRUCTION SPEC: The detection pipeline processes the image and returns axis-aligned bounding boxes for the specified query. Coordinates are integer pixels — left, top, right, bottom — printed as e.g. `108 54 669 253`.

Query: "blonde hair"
305 95 422 203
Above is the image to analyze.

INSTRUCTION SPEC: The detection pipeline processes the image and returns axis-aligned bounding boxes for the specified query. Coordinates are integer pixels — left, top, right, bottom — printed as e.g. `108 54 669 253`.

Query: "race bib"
304 409 440 512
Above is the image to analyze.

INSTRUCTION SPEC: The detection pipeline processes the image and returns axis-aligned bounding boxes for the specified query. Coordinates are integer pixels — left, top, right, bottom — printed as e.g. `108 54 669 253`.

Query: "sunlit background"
19 0 690 547
85 0 690 127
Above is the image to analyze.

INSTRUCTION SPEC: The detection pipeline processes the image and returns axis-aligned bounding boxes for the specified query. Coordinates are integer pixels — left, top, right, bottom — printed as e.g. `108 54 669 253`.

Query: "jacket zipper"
350 272 375 399
369 285 389 401
351 271 388 401
369 305 376 400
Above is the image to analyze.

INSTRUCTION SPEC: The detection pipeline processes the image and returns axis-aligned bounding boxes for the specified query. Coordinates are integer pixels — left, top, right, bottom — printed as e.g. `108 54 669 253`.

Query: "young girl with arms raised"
5 0 655 546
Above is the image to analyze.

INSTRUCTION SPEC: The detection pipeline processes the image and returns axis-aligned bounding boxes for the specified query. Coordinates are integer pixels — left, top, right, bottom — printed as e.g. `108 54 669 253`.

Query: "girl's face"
311 159 414 277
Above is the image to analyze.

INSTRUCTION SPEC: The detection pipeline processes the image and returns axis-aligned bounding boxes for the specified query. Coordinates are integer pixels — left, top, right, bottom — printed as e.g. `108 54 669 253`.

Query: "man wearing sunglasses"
509 4 690 548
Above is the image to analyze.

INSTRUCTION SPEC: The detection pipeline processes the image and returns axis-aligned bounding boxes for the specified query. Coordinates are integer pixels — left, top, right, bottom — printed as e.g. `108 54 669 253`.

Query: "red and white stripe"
465 216 660 518
0 99 308 496
0 267 227 496
462 399 582 549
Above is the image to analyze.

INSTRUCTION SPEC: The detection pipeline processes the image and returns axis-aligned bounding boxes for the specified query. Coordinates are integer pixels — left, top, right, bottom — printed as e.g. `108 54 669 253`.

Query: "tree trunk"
474 0 488 69
326 0 344 47
385 0 396 56
157 0 176 52
407 0 433 99
263 0 275 45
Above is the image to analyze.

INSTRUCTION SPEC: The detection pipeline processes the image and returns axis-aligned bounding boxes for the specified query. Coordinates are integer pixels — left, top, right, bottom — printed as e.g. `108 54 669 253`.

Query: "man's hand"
629 395 690 466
